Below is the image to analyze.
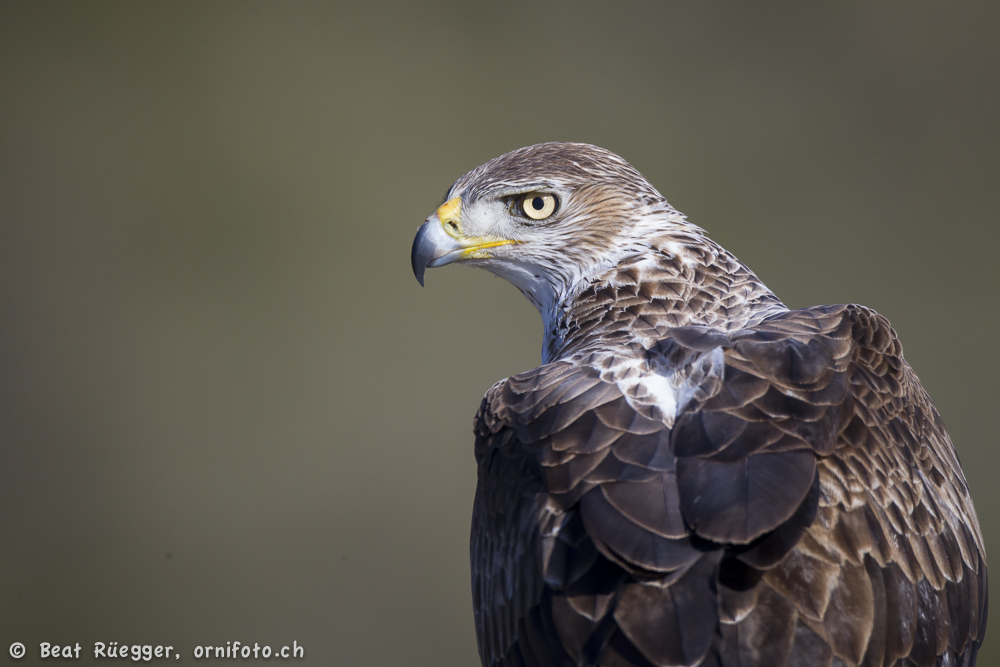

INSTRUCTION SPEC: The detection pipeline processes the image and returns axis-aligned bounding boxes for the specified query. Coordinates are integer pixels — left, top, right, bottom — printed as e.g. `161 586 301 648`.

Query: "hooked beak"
411 197 517 286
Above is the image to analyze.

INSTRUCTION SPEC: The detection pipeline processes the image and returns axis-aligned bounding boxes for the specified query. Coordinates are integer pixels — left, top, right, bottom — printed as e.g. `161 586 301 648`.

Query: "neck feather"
540 235 786 363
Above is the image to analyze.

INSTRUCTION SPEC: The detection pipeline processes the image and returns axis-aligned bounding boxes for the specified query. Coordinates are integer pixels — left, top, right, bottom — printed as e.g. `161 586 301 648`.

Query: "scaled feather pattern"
411 143 987 667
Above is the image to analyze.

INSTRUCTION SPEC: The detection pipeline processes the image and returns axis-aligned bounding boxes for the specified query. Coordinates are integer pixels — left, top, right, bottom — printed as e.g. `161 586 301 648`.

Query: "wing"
471 304 987 667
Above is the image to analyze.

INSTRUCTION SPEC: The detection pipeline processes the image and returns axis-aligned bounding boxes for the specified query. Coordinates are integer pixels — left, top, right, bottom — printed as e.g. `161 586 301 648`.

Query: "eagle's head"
411 143 701 314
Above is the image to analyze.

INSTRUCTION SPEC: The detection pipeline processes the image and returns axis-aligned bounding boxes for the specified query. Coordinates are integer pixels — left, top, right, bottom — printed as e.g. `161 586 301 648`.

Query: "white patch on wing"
674 347 726 412
595 346 726 428
597 355 678 427
626 371 679 423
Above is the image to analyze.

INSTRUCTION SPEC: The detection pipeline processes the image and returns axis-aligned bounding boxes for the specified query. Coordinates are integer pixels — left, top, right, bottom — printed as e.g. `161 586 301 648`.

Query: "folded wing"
471 304 987 667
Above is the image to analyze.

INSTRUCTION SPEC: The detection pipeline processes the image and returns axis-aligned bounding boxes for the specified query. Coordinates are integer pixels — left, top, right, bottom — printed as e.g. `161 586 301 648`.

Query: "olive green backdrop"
1 2 996 665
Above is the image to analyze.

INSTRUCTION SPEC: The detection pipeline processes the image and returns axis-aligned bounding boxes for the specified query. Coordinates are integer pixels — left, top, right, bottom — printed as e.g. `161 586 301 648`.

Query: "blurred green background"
0 1 996 665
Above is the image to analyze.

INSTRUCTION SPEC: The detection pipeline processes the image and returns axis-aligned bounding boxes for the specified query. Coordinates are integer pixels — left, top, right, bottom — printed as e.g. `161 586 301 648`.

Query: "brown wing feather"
470 304 986 667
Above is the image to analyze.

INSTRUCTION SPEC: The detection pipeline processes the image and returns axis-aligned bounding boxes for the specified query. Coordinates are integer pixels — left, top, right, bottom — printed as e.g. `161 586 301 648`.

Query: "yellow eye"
520 193 557 220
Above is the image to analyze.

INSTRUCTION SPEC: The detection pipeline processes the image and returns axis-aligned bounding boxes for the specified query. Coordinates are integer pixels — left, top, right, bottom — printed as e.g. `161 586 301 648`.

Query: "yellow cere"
436 197 463 236
435 196 520 258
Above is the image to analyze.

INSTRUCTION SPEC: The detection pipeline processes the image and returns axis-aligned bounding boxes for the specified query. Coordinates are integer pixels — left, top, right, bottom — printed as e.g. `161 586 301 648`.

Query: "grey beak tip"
411 241 426 286
411 222 434 286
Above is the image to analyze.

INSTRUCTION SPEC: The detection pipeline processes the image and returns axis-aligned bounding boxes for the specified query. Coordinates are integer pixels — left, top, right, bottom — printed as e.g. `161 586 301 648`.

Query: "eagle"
410 143 987 667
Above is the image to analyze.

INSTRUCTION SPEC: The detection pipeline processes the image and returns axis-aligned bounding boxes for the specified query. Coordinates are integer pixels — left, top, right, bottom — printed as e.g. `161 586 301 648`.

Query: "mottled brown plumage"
411 143 987 667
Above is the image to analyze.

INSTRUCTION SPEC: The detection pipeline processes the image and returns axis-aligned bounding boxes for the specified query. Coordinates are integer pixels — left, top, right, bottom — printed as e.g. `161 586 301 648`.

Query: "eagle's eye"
520 193 557 221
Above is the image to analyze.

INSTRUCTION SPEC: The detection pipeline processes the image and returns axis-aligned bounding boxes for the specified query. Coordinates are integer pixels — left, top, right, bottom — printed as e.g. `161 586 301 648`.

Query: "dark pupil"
531 197 545 211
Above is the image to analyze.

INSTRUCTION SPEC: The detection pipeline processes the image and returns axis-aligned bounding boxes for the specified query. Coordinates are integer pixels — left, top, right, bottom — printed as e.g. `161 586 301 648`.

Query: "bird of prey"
410 143 987 667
